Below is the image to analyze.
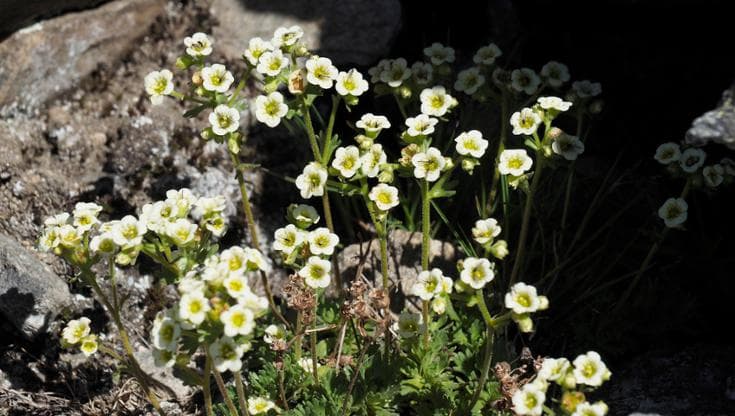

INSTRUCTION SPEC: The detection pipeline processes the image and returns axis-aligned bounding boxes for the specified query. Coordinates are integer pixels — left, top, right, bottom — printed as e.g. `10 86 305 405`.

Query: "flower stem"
211 362 239 416
509 158 545 285
421 179 431 346
203 352 214 416
310 297 320 387
235 373 250 416
560 113 584 237
467 290 495 412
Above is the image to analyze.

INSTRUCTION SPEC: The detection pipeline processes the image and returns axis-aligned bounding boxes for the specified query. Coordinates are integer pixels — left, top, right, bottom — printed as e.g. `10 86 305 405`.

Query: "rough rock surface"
0 0 109 38
135 348 194 402
686 82 735 149
0 233 73 339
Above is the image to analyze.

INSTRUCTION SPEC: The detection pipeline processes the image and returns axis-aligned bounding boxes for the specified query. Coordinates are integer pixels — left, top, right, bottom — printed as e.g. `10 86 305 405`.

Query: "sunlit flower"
297 357 319 372
537 96 572 112
209 105 240 135
654 142 681 164
473 43 502 66
356 113 391 136
511 382 546 416
254 91 288 127
165 218 197 246
511 68 541 95
295 162 328 199
454 130 488 158
472 218 501 245
411 147 446 182
380 58 412 87
44 212 70 227
572 80 602 98
405 113 438 137
272 25 304 48
263 324 286 344
71 202 102 231
423 42 455 65
420 86 454 117
393 312 424 338
679 148 706 173
179 291 211 326
460 257 495 289
306 56 338 89
510 108 542 136
201 64 234 93
571 401 609 416
90 233 116 255
56 224 82 248
273 224 306 254
552 133 585 161
360 143 387 178
62 317 91 345
144 70 174 105
111 215 146 248
152 315 181 351
248 397 277 415
498 149 533 176
256 49 290 77
221 304 255 337
307 227 339 256
223 273 250 299
166 188 196 218
332 146 362 178
504 282 547 314
572 351 611 387
431 296 448 314
413 268 445 300
540 61 570 87
369 183 400 211
211 336 250 373
244 37 273 66
658 197 688 227
184 32 213 57
299 256 332 289
335 69 369 97
239 291 268 314
79 335 98 357
538 357 571 382
454 67 485 95
411 61 433 85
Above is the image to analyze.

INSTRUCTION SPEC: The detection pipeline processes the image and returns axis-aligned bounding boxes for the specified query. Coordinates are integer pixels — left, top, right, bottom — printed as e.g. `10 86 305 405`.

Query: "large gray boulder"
0 233 73 339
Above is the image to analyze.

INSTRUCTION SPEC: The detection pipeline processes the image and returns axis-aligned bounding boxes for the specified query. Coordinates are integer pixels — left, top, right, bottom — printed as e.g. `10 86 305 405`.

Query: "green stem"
235 373 250 416
420 179 431 346
203 353 214 416
322 191 342 292
322 95 340 163
488 92 508 215
211 362 239 416
294 311 303 362
467 327 494 412
509 158 545 285
310 297 320 386
302 100 322 161
560 114 584 234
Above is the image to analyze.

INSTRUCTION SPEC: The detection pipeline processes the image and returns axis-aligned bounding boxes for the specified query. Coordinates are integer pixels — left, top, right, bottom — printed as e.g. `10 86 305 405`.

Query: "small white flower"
405 114 438 137
411 61 433 85
178 291 211 326
244 37 274 66
245 247 267 271
454 130 488 158
423 42 455 66
504 282 546 314
335 69 369 97
62 317 91 345
473 43 502 66
57 224 82 248
454 67 486 95
658 197 688 228
411 147 446 182
413 268 445 300
111 215 146 248
472 218 501 245
223 273 250 298
356 113 391 135
420 86 454 117
380 58 412 87
90 233 116 255
153 348 176 368
460 257 495 289
178 273 205 294
552 133 585 161
297 357 319 373
654 142 681 164
295 162 328 199
254 92 289 127
368 59 391 83
144 70 174 105
44 212 70 227
331 146 362 178
151 316 181 351
239 291 269 314
538 357 571 382
572 80 602 98
359 143 387 178
306 56 338 89
166 188 197 218
38 227 60 252
201 64 234 93
431 296 448 314
369 184 400 211
392 312 424 338
291 204 320 226
571 401 609 416
256 49 290 77
72 202 102 231
307 227 339 256
210 336 250 373
273 224 306 254
511 382 546 416
299 256 332 289
248 397 277 415
537 96 572 112
510 108 542 136
572 351 611 387
184 32 213 57
540 61 570 87
511 68 541 95
679 148 706 173
498 149 533 176
193 196 227 218
704 164 725 187
263 324 286 344
221 304 255 337
272 25 303 48
209 105 240 136
79 335 98 357
165 218 197 247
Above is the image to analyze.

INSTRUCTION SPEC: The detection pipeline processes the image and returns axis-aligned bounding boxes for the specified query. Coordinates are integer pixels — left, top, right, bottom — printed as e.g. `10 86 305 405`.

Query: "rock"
0 233 73 339
135 348 194 403
0 0 109 39
210 0 402 65
685 83 735 149
0 0 167 112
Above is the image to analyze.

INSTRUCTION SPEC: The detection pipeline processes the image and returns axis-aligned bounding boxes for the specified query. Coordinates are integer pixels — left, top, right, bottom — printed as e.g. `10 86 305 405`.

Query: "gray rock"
210 0 402 65
0 0 109 38
685 83 735 149
135 348 194 403
0 233 73 339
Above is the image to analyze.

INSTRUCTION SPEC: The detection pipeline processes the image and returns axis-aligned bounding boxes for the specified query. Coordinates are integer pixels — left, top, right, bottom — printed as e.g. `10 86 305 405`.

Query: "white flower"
420 86 454 117
254 91 289 127
256 49 290 77
44 212 70 227
540 61 570 87
654 142 681 164
335 69 369 97
62 317 91 345
703 164 725 187
244 37 274 66
472 218 501 245
151 316 181 351
295 162 328 199
392 312 424 338
572 351 611 387
297 357 319 373
511 382 546 416
184 32 213 57
307 227 339 256
299 256 332 289
552 133 585 161
273 224 306 254
223 273 250 298
572 80 602 98
220 304 255 337
511 68 541 95
38 227 60 252
209 105 240 136
368 59 391 83
306 56 338 89
679 148 706 173
72 202 102 231
144 70 174 105
193 196 226 218
272 25 303 47
359 143 387 178
537 96 572 112
153 348 176 368
166 188 197 218
454 67 486 95
178 273 205 294
201 64 234 93
263 324 286 344
460 257 495 289
290 204 320 227
356 113 391 135
658 197 688 227
510 108 542 136
90 233 116 255
111 215 146 248
411 61 433 85
331 146 362 178
239 291 269 314
413 268 445 300
405 113 438 137
369 184 400 211
80 335 98 357
248 397 277 415
57 224 82 248
538 357 571 382
423 42 455 65
179 291 211 326
380 58 412 87
210 336 250 373
571 402 609 416
165 218 197 246
473 43 502 66
431 296 448 314
411 147 445 182
504 282 546 314
454 130 488 158
245 247 267 271
498 149 533 176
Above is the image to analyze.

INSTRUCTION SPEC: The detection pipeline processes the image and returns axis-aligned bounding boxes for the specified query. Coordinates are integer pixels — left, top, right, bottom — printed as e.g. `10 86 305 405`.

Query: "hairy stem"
510 158 545 285
421 179 431 346
203 352 214 416
211 362 239 416
235 373 250 416
310 298 320 386
339 339 373 416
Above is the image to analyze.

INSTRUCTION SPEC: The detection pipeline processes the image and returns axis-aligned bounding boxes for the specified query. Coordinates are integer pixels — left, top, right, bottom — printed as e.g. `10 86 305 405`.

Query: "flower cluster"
61 317 99 357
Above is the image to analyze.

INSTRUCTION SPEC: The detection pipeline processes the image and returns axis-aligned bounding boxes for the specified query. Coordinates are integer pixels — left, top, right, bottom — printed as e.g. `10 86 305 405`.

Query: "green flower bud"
489 239 509 259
